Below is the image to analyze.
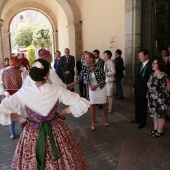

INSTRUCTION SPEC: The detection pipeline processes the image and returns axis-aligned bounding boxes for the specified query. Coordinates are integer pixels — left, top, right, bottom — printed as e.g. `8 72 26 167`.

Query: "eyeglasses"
152 63 158 65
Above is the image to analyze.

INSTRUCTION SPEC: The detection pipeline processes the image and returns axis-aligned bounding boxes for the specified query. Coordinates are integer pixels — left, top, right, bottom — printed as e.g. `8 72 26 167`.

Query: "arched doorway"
10 10 55 63
0 0 82 65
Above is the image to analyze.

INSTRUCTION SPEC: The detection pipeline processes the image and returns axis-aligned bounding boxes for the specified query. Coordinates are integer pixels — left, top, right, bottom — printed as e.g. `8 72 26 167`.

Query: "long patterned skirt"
11 118 89 170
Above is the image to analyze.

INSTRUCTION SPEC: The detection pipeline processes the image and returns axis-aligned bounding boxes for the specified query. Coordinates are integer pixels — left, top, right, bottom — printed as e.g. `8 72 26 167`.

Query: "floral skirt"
11 118 89 170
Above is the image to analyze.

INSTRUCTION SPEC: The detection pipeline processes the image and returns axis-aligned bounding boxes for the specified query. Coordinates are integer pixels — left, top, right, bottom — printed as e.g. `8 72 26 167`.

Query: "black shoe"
149 130 157 135
98 105 102 109
138 124 145 129
130 120 139 123
152 132 163 137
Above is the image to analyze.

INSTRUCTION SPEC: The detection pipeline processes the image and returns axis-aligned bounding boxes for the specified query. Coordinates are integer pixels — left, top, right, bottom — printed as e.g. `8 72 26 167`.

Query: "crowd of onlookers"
54 48 125 130
131 48 170 138
1 46 170 170
54 47 170 136
1 47 170 138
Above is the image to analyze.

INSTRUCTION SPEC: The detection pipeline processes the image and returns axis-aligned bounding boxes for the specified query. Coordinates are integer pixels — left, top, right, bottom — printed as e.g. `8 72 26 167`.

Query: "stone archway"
1 2 58 62
0 0 82 65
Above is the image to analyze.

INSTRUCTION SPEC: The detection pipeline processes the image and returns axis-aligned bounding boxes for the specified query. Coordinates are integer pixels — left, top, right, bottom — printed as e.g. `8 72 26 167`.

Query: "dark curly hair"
103 50 112 59
29 59 50 81
153 57 166 72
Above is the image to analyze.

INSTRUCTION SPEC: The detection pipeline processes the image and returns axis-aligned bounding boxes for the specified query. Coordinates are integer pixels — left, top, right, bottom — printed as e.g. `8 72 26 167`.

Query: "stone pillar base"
122 74 134 98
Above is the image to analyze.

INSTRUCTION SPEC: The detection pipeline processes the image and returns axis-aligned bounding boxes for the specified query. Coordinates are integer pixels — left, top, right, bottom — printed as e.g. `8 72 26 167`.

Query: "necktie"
66 56 69 63
140 63 143 72
57 58 60 65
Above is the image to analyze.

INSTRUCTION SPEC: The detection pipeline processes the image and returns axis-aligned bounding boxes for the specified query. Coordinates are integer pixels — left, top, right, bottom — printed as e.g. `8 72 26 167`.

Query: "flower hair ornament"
32 61 44 69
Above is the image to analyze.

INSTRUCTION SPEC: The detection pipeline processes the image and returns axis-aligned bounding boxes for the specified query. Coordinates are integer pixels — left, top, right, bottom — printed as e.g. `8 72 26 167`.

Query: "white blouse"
104 60 116 82
0 83 90 125
23 68 66 88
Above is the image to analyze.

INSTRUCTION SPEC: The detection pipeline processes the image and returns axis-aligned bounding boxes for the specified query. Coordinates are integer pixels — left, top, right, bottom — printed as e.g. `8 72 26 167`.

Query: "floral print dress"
147 72 169 118
12 101 89 170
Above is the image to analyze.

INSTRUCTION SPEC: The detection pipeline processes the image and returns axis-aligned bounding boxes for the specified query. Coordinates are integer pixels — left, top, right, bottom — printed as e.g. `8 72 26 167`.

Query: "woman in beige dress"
103 50 116 113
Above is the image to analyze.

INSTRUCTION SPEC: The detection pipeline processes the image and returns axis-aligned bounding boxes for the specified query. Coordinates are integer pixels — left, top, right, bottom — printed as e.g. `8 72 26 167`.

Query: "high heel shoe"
105 123 109 127
108 110 113 113
149 129 157 135
152 132 163 137
91 124 95 131
91 126 95 131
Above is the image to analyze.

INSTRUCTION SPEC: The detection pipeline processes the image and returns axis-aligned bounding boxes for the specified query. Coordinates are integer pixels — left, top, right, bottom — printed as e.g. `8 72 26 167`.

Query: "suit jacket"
76 60 83 75
60 55 75 75
134 61 153 95
95 58 104 69
77 64 106 89
113 55 125 75
54 58 64 80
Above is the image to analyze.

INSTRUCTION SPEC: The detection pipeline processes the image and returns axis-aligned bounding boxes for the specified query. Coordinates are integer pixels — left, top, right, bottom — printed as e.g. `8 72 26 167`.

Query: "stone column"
67 22 82 61
123 0 141 97
74 22 83 61
1 31 11 59
67 23 76 58
0 34 3 66
53 31 58 52
0 21 4 66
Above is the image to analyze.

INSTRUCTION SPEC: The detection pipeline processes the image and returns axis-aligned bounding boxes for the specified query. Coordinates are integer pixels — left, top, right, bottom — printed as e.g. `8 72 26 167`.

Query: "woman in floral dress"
147 58 169 137
0 59 90 170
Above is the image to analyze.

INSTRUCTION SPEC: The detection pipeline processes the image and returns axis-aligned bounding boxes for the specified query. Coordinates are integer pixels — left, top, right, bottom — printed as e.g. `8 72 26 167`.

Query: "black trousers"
79 80 87 98
115 74 124 98
134 93 148 125
64 74 74 92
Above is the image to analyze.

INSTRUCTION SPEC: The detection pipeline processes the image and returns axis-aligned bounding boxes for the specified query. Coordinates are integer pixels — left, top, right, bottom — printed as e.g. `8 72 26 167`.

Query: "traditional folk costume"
21 57 30 70
23 68 66 88
0 83 90 170
0 56 25 137
1 64 9 69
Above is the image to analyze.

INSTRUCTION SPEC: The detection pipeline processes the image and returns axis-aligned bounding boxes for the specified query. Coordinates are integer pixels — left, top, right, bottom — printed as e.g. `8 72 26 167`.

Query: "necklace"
153 71 160 77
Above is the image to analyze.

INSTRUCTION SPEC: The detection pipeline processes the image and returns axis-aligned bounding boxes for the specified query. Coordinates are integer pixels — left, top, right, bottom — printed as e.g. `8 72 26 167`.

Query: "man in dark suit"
76 53 87 98
93 49 104 68
54 51 65 83
161 48 170 77
60 48 75 91
113 49 125 99
130 49 153 129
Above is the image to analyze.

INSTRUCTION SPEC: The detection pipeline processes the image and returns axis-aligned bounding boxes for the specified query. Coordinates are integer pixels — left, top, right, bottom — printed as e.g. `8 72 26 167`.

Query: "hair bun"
29 59 50 81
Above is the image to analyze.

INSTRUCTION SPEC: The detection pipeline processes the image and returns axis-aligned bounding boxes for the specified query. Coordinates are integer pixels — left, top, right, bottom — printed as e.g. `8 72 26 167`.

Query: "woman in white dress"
74 52 108 130
0 59 90 170
103 50 116 113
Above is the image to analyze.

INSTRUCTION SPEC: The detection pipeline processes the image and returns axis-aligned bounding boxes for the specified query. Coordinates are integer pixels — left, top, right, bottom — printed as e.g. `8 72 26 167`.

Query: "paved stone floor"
0 91 170 170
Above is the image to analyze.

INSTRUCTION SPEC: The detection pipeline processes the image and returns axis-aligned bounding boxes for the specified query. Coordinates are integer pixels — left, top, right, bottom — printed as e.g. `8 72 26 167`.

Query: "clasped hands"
65 71 70 75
